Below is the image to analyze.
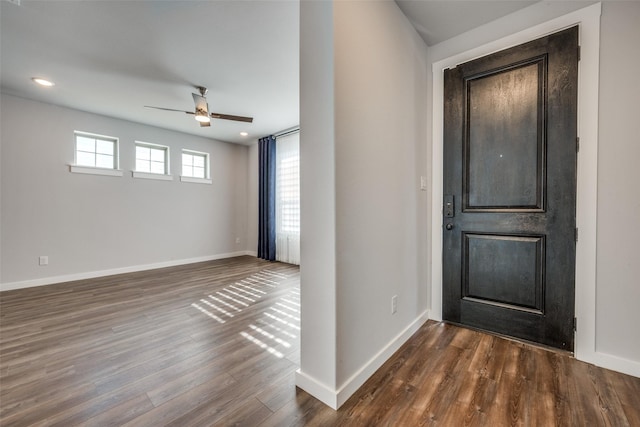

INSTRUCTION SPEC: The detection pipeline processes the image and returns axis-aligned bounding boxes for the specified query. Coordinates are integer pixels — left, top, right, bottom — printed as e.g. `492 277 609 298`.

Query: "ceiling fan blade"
147 90 252 126
210 112 254 123
144 105 192 114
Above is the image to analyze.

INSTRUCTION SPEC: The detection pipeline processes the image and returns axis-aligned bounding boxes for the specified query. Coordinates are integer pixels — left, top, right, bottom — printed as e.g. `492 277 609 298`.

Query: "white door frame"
430 3 601 366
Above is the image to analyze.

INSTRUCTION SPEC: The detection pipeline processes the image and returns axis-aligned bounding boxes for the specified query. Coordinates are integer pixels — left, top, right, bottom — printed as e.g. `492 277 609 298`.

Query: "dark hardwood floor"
1 256 638 426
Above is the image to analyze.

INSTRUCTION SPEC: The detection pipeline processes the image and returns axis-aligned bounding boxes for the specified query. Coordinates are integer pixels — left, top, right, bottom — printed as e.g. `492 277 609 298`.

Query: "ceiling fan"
144 86 253 127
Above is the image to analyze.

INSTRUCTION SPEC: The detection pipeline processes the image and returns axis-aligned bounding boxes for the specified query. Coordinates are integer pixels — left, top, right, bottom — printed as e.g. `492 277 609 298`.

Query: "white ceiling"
1 0 536 145
395 0 537 46
1 0 300 144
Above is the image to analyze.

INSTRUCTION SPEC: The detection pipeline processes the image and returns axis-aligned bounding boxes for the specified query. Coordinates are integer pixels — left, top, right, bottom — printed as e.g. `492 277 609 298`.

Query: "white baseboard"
335 310 430 408
295 370 339 410
0 251 255 292
295 310 430 410
580 350 640 379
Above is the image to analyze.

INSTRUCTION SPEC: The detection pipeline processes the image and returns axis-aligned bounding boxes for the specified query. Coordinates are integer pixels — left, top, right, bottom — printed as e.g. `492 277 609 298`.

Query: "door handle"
445 223 454 230
444 195 454 218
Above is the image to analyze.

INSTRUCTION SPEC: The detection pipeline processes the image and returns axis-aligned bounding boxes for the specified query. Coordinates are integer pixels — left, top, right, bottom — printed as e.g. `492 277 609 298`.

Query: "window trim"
180 176 212 184
133 141 171 178
180 149 211 184
71 131 121 175
70 165 123 177
131 171 174 181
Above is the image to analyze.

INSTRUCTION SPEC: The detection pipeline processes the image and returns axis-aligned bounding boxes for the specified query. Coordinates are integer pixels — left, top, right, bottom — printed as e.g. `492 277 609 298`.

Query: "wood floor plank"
144 350 238 407
2 256 639 426
258 390 335 427
0 382 97 427
255 372 299 413
71 393 155 427
583 362 631 427
211 397 274 427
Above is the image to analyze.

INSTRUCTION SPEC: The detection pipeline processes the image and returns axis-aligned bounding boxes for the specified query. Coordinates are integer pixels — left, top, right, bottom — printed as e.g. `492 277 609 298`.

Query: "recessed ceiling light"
240 132 249 137
32 77 55 87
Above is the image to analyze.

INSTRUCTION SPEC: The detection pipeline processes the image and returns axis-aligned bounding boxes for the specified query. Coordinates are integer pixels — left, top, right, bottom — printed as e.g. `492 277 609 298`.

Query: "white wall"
297 0 339 406
297 0 429 408
595 1 640 364
247 142 259 256
426 1 640 377
298 1 638 409
333 0 429 388
1 94 250 289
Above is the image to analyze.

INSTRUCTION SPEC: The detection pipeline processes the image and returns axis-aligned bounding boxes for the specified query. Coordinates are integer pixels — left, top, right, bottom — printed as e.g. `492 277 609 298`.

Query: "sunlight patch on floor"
191 302 225 323
216 291 249 307
199 298 234 318
249 324 291 348
240 331 284 358
208 294 242 312
263 311 300 331
223 288 255 303
275 301 299 314
269 307 300 322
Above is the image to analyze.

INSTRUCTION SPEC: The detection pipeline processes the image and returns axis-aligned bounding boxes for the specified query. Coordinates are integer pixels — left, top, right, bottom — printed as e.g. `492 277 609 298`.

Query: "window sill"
69 165 123 177
132 171 174 181
180 176 212 185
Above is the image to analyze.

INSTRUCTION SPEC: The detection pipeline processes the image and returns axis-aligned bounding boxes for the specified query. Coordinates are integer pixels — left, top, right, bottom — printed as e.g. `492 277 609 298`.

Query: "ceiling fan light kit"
144 86 253 129
194 110 211 123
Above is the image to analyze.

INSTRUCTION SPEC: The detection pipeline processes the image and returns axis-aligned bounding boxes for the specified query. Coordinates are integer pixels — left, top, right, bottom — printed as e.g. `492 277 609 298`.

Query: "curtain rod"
274 126 300 138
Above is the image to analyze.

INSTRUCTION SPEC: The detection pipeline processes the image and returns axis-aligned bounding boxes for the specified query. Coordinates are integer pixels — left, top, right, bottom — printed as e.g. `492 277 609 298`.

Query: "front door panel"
443 27 578 350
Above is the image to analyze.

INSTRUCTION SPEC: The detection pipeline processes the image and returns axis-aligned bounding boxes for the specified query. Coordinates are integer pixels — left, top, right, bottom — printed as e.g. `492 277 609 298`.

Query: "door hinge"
577 46 581 61
573 317 578 331
575 227 579 242
576 137 580 153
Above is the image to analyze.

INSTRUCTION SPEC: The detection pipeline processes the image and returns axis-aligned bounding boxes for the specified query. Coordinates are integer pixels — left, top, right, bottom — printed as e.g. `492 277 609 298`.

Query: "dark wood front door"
443 27 578 351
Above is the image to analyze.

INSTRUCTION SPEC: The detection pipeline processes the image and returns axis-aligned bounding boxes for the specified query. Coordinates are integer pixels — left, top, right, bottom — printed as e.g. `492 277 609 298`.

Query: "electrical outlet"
235 237 241 244
39 256 48 266
391 295 398 314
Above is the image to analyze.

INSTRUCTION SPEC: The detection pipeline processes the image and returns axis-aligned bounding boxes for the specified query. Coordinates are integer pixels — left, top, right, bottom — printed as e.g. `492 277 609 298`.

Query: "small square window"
135 142 169 175
181 150 210 183
74 132 118 169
